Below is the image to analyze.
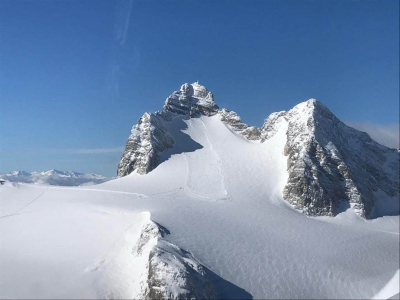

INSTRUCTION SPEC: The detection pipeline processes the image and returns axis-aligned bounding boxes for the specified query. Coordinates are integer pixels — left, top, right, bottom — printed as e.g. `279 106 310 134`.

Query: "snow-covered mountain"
0 169 112 186
118 82 399 219
1 82 399 299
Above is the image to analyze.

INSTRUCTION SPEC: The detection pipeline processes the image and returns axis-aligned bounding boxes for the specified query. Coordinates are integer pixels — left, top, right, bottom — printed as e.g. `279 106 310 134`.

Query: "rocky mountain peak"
163 82 219 117
280 99 399 218
117 84 399 219
288 98 333 124
119 82 220 178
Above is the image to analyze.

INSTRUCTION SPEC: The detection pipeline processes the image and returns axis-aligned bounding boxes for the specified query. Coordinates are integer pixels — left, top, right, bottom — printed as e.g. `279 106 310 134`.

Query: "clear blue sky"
1 0 399 176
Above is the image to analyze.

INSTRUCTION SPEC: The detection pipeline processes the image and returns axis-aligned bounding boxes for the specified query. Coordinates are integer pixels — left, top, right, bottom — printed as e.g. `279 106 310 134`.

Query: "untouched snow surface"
1 115 399 299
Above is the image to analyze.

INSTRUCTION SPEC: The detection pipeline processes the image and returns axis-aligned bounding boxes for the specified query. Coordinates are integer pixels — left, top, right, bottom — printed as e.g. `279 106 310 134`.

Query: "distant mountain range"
0 169 113 186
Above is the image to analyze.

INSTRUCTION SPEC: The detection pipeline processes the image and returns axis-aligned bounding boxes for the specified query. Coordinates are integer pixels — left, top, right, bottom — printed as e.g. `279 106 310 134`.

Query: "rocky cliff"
262 99 399 218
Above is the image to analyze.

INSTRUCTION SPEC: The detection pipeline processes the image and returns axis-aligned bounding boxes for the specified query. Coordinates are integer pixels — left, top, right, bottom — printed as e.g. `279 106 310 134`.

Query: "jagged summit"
118 82 218 177
163 82 219 117
118 83 399 219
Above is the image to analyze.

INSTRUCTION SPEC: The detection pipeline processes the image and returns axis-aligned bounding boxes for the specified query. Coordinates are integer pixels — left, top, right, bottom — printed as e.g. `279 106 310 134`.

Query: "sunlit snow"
0 115 398 299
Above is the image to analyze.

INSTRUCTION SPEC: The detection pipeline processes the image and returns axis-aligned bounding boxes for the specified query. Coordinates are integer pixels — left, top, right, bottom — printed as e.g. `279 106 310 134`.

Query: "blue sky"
1 0 399 176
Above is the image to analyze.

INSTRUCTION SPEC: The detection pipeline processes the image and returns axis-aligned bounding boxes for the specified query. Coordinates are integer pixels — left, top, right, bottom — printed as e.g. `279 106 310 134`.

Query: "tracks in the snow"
0 187 48 218
182 118 228 202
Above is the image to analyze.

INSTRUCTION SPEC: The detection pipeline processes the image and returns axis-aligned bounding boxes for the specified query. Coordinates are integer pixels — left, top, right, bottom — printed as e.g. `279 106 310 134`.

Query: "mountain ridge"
118 82 399 219
0 170 112 186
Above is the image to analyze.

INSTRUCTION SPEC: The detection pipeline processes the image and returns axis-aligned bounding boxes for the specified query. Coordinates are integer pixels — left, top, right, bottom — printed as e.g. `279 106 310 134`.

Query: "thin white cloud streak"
114 0 133 46
345 121 399 149
109 1 139 97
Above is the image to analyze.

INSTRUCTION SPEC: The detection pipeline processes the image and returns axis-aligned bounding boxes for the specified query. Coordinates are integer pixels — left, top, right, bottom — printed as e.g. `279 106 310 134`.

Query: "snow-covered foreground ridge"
1 82 399 299
118 82 399 219
0 169 112 186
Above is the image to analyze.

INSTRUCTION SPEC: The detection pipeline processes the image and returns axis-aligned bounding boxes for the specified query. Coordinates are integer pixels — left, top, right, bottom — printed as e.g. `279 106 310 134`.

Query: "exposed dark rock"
118 82 218 177
163 82 219 117
263 99 399 218
118 82 399 219
117 112 174 177
218 109 261 140
134 220 218 299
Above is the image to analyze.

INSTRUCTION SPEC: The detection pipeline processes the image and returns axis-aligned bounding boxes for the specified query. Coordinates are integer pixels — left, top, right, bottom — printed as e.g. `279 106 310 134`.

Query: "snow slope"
1 114 398 299
0 169 112 186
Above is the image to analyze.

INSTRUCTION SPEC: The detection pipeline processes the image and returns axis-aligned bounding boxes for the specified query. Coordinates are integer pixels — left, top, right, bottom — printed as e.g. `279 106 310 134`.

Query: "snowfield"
1 115 399 299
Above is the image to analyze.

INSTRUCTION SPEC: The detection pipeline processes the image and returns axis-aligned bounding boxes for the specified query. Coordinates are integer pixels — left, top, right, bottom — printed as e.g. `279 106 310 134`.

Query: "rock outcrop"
163 82 219 117
260 111 287 142
117 112 174 176
218 109 261 140
133 220 217 299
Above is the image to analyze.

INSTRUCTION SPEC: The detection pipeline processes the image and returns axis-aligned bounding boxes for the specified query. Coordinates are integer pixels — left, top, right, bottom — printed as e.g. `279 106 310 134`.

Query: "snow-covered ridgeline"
117 82 399 219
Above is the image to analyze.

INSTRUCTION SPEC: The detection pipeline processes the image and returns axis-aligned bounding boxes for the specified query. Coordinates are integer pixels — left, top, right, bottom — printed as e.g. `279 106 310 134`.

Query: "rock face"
118 82 399 219
117 112 174 176
117 82 218 177
262 99 399 218
163 82 219 117
218 109 261 140
260 111 287 142
133 220 217 300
